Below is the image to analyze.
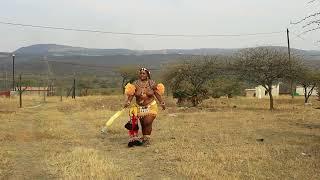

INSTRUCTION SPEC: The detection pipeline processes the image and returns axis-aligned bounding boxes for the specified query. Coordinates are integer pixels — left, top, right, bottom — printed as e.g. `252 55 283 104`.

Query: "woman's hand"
160 102 166 110
124 95 134 108
124 101 131 108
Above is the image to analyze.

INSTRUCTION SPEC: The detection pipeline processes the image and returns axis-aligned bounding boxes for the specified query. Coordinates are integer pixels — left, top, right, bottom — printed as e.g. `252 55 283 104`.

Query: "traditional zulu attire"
124 80 165 147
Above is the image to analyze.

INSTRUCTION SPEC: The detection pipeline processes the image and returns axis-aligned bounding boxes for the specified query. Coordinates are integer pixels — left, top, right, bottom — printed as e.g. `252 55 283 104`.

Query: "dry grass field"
0 95 319 179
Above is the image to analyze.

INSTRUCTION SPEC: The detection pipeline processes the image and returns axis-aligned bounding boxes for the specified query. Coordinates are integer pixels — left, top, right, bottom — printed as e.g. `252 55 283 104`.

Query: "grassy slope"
0 95 319 179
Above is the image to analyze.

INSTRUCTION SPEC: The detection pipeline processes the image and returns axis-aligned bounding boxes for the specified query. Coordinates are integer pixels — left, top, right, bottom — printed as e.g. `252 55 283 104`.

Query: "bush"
165 56 229 106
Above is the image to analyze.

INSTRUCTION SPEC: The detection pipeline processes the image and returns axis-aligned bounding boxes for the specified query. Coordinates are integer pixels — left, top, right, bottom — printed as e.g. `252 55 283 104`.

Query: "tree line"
120 47 320 110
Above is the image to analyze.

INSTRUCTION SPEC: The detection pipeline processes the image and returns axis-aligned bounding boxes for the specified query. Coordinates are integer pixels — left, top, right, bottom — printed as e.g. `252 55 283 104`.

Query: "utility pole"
12 54 15 91
287 29 291 61
287 28 294 99
1 66 4 91
19 74 22 108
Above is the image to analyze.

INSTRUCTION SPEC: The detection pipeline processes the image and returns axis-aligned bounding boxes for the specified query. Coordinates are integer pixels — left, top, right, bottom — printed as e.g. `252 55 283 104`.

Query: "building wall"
255 84 280 99
296 86 318 96
245 89 256 97
0 91 10 97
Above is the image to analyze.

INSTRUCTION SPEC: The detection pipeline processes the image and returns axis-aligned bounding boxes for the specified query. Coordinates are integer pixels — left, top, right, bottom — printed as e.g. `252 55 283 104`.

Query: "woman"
124 67 165 147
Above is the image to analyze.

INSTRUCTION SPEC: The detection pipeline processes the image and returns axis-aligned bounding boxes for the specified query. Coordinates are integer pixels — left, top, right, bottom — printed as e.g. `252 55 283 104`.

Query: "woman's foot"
128 141 135 147
133 140 143 146
128 137 143 147
142 135 151 146
142 139 150 146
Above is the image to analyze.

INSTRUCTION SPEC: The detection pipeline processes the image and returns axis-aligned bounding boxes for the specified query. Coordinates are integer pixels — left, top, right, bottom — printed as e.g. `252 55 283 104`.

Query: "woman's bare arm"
154 92 165 110
124 95 134 108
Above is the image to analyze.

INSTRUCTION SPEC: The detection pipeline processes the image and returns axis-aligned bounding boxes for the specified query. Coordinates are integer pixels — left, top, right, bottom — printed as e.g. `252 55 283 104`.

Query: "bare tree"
291 0 320 36
118 66 138 93
234 47 297 110
164 56 221 106
297 70 320 103
283 56 305 97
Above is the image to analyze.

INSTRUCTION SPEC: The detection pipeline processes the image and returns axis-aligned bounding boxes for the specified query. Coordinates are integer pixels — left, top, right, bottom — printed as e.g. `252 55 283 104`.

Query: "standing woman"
124 67 166 146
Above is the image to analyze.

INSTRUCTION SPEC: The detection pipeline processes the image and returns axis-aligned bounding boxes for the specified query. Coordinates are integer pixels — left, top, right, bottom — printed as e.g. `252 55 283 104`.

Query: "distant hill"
13 44 320 60
0 44 319 90
14 44 137 56
14 44 241 56
0 44 319 77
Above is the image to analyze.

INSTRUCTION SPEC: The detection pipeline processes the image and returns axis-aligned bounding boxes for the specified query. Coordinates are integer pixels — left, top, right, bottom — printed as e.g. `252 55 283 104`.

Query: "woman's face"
139 70 148 80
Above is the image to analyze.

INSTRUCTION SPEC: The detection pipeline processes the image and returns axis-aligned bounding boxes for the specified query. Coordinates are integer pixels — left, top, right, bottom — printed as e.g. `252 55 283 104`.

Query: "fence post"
72 78 76 99
43 90 46 102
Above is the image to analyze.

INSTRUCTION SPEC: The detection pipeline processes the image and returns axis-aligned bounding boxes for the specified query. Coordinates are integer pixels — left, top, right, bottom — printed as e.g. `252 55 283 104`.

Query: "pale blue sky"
0 0 319 52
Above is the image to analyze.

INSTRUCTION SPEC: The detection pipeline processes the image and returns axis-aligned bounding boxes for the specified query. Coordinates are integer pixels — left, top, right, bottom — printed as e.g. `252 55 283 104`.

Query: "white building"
295 86 318 96
245 84 280 99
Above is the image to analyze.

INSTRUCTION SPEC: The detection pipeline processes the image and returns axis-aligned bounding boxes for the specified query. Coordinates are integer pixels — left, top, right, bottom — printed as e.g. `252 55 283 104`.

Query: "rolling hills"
0 44 319 84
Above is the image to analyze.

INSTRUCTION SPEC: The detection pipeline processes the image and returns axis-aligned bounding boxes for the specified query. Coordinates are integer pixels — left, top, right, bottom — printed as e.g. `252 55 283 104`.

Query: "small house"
245 84 280 99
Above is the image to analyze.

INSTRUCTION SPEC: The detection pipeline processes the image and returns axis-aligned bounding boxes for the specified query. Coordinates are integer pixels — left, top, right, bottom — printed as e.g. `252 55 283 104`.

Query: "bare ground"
0 95 319 179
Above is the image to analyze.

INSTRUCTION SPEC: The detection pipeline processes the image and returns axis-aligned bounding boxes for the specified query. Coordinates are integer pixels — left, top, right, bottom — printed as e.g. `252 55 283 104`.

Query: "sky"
0 0 319 52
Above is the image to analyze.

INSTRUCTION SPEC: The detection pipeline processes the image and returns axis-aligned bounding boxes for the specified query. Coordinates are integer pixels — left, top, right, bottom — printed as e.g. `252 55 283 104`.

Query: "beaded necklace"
137 80 150 98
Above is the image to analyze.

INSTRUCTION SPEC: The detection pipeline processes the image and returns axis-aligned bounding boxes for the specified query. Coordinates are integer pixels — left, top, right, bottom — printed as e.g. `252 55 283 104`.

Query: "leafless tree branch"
291 12 320 25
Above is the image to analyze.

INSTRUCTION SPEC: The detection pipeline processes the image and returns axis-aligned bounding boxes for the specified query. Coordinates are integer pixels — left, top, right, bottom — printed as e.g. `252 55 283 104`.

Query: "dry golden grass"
45 147 125 179
0 95 319 179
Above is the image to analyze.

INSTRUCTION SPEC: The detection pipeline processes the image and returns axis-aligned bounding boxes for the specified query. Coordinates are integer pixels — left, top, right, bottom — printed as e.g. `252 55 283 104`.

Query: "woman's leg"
140 115 156 144
141 115 156 135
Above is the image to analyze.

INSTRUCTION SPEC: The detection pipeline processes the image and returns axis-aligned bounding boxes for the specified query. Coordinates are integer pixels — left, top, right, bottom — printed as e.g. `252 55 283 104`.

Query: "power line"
0 20 284 37
290 12 320 25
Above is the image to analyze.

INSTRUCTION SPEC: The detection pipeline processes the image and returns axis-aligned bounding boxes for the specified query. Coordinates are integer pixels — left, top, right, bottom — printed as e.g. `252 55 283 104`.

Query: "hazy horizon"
8 43 320 53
